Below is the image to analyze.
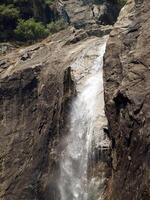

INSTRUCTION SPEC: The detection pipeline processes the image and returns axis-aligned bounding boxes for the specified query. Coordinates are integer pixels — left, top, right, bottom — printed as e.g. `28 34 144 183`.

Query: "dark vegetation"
112 0 127 6
0 0 127 42
0 0 67 42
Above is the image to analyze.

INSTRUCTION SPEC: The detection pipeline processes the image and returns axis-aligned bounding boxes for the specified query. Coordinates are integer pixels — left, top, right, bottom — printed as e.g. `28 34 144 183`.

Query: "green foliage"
15 18 49 41
109 0 127 6
47 19 68 34
0 4 19 19
117 0 127 6
0 0 65 42
0 0 53 41
44 0 55 5
0 4 20 40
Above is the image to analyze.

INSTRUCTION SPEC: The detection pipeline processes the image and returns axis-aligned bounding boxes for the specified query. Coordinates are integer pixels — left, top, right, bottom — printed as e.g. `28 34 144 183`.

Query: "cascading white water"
59 37 109 200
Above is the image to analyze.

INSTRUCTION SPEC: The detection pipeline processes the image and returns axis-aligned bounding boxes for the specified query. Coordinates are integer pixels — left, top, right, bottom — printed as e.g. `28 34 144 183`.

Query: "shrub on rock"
0 4 20 40
15 18 49 41
47 19 68 34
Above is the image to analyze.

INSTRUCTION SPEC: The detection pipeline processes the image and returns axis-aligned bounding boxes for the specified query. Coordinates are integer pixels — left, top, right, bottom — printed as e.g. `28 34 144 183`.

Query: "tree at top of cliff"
0 0 59 41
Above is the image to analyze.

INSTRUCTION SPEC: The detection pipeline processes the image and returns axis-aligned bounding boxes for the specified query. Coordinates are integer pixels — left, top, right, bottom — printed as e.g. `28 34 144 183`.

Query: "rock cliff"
64 0 121 28
0 25 110 199
103 0 150 199
1 0 149 199
0 29 77 200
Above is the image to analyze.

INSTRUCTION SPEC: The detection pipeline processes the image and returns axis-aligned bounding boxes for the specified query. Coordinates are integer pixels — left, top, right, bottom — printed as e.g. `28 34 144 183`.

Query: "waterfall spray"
59 36 109 200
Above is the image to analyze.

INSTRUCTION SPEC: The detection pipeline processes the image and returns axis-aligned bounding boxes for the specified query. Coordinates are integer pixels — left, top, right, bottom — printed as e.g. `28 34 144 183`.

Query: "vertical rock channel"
59 36 110 200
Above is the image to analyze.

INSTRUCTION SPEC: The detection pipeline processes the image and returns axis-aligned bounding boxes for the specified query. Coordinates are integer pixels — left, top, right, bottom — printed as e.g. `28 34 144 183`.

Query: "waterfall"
59 36 109 200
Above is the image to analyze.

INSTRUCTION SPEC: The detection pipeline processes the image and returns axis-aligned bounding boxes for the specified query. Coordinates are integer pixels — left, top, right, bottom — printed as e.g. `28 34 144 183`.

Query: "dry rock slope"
103 0 150 199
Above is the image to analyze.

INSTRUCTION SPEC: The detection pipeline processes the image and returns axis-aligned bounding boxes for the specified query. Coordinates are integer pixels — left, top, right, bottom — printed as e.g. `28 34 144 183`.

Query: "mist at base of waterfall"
59 36 109 200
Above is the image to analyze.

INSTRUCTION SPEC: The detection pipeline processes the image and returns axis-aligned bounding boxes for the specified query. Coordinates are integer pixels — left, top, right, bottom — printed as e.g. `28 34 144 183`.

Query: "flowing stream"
59 36 109 200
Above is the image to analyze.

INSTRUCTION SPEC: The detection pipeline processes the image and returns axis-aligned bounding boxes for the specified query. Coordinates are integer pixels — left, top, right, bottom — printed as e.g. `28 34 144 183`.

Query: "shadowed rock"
103 0 150 199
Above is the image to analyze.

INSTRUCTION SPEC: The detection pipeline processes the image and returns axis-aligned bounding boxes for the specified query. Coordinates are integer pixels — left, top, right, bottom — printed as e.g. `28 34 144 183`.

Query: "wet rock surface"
103 0 150 199
1 0 149 199
0 25 110 199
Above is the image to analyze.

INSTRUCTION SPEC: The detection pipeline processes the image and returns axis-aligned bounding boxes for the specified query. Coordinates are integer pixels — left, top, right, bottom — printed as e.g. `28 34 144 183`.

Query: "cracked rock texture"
0 29 77 200
64 0 120 28
103 0 150 199
0 25 110 199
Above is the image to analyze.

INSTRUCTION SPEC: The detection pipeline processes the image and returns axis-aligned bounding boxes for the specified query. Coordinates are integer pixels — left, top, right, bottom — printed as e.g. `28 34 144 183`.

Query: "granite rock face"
0 25 111 199
0 30 77 200
103 0 150 199
64 0 121 28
